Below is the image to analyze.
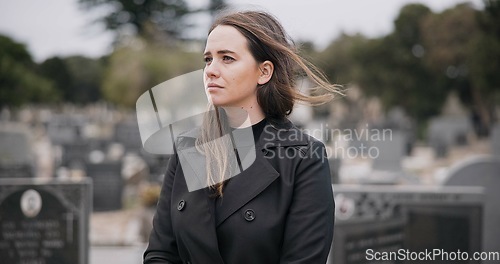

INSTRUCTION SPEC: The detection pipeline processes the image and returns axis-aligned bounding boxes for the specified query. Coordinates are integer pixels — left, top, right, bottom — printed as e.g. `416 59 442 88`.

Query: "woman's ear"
257 60 274 85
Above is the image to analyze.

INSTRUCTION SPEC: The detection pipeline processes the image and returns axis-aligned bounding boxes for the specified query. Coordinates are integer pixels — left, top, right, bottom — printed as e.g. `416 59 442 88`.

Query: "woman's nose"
204 61 220 78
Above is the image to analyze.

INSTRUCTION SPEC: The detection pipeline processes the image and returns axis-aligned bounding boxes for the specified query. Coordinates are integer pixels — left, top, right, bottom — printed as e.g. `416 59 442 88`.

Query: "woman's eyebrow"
203 49 236 56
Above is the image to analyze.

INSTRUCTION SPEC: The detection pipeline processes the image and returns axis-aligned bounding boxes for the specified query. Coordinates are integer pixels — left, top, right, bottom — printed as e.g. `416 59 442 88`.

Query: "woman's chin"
208 97 228 107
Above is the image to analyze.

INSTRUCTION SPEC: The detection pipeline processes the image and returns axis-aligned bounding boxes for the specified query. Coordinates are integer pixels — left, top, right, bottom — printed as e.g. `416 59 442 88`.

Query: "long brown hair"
209 10 342 121
198 10 342 197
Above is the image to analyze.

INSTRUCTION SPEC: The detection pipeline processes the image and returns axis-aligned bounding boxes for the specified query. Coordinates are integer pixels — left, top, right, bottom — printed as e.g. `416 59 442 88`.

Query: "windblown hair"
197 10 342 197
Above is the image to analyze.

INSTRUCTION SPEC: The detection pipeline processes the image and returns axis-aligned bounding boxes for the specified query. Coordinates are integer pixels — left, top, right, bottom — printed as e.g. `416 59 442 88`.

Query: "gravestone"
330 185 483 264
384 107 416 155
61 141 91 169
47 114 86 145
0 178 91 264
114 119 143 153
365 131 421 184
85 162 123 211
492 123 500 157
371 130 404 172
444 156 500 262
0 123 35 178
328 158 341 185
428 116 472 158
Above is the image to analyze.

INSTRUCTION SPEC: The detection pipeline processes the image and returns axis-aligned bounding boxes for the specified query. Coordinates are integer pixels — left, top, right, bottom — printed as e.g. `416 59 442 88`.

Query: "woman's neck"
222 104 265 128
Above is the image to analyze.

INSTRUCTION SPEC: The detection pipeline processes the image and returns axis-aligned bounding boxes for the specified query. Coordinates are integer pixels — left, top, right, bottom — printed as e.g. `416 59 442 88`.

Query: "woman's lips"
207 83 224 92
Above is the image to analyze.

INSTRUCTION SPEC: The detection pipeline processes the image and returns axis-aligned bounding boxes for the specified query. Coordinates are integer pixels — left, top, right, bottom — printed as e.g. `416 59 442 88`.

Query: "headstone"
444 156 500 261
85 162 123 211
428 116 473 157
329 185 483 264
328 158 341 185
0 124 35 178
0 178 91 264
492 123 500 157
385 107 416 155
47 114 86 145
371 130 404 172
114 119 142 153
61 141 91 169
363 131 421 185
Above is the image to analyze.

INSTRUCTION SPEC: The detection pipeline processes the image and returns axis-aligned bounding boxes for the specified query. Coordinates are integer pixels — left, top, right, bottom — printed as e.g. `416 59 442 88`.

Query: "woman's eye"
223 56 235 62
204 57 212 64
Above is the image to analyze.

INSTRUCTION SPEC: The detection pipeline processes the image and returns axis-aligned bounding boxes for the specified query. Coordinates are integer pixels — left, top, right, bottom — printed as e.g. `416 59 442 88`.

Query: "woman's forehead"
205 25 248 54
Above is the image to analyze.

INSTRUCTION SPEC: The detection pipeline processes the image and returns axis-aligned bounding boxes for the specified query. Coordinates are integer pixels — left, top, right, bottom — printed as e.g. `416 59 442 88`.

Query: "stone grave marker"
85 162 123 211
371 130 404 172
364 130 421 184
492 123 500 157
61 141 91 169
330 185 484 264
444 156 500 260
428 116 472 158
47 114 86 145
0 124 35 178
0 178 91 264
114 119 143 153
328 158 341 185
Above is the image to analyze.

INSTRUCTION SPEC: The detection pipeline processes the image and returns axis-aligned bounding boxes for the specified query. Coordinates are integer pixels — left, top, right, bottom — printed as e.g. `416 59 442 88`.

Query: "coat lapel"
177 119 308 228
214 151 280 226
213 120 308 227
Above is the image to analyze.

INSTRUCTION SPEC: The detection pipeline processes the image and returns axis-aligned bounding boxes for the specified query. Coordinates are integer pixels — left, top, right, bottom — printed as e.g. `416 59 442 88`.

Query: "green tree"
65 56 106 103
0 35 59 107
355 4 442 124
316 33 367 85
38 57 73 101
467 0 500 132
421 3 495 131
79 0 189 41
78 0 226 43
101 42 202 107
38 55 106 104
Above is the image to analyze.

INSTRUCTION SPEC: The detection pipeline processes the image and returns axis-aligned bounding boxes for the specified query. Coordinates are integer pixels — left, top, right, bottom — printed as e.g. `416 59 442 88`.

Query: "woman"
144 9 340 264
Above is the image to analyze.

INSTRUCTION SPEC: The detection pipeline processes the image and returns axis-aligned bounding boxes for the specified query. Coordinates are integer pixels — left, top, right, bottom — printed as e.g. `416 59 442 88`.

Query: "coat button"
177 200 186 211
244 209 255 221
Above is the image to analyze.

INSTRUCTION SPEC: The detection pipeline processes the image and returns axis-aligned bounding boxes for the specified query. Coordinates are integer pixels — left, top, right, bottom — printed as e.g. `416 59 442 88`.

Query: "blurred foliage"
140 183 161 207
0 35 60 107
315 1 500 131
1 0 499 133
101 39 203 107
38 56 106 104
78 0 226 43
65 56 106 103
78 0 190 42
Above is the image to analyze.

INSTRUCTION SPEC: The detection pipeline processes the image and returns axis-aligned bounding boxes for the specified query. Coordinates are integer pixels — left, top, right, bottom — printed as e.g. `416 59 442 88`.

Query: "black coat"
144 119 335 264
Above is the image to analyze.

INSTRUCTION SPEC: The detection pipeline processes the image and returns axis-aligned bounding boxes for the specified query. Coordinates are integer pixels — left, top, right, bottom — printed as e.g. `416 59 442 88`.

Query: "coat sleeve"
279 141 335 263
143 154 183 264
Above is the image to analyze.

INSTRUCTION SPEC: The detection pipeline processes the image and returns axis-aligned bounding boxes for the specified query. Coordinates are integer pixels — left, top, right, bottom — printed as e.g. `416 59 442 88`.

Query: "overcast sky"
0 0 483 62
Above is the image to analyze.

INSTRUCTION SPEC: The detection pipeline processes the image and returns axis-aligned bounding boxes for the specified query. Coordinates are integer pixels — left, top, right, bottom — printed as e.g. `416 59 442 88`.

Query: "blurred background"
0 0 499 263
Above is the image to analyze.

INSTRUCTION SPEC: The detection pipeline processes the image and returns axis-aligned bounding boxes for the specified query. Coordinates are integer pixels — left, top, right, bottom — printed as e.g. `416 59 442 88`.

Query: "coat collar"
177 117 309 227
256 118 308 149
177 118 309 150
212 118 309 226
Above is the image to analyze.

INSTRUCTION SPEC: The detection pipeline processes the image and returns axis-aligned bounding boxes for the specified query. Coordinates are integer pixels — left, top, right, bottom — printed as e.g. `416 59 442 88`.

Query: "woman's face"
203 25 262 108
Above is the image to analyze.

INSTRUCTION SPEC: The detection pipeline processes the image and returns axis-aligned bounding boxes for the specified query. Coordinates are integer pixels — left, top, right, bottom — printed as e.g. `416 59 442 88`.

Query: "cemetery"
2 0 500 262
0 97 498 263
